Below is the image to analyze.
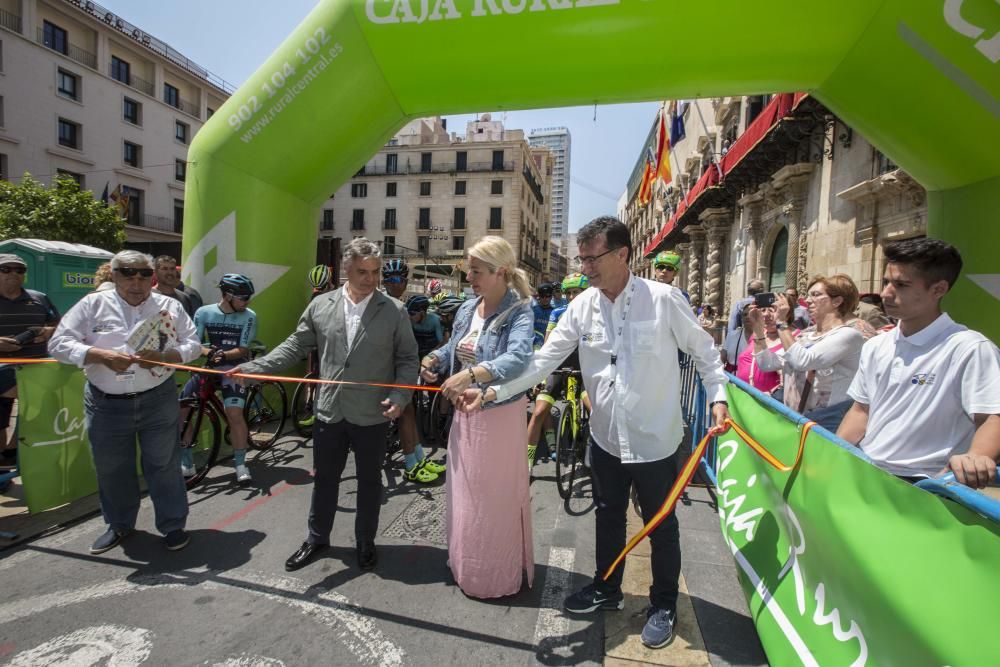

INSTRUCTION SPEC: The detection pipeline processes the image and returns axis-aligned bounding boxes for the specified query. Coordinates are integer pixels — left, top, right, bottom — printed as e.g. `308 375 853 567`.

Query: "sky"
98 1 660 233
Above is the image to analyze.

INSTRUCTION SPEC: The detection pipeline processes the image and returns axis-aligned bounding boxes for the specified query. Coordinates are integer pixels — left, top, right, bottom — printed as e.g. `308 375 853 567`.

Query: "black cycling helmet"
218 273 255 298
405 294 430 312
536 282 555 298
436 295 463 316
382 258 409 278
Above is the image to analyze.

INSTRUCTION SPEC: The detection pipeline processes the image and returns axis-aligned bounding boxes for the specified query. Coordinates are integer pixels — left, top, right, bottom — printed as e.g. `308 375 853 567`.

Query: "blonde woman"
93 262 115 292
422 236 535 598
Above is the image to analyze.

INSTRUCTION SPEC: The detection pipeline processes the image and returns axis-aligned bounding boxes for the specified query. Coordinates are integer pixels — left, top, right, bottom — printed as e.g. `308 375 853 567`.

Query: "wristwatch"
776 323 789 331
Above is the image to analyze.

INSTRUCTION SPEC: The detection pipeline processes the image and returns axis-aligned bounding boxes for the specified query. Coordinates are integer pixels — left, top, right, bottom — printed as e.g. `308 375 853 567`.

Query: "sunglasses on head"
0 266 26 274
655 264 677 272
115 267 154 278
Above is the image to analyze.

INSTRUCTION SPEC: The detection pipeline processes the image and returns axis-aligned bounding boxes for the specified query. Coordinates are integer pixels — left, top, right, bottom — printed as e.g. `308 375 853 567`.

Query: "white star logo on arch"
968 274 1000 302
181 212 290 298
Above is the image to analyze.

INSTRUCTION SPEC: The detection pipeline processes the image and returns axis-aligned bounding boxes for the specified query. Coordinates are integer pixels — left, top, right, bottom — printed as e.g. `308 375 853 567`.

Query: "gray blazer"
241 287 419 426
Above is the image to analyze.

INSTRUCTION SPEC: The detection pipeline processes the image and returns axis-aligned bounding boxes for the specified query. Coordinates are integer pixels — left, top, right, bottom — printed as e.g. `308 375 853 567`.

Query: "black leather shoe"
357 543 377 571
285 541 328 572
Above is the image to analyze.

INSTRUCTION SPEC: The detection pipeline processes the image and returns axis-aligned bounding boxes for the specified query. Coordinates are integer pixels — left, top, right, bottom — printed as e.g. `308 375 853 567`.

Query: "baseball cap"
652 251 681 270
0 253 27 268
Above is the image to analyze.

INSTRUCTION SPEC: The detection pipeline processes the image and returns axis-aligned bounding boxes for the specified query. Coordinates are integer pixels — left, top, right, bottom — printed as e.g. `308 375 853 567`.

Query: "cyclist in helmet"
180 273 258 484
308 264 333 299
652 251 690 303
531 282 556 348
382 259 409 300
398 294 446 483
527 273 592 468
435 295 463 342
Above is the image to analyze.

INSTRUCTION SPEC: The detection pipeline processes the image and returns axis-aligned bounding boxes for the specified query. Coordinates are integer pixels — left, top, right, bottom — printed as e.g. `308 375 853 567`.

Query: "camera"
12 329 38 346
753 292 777 308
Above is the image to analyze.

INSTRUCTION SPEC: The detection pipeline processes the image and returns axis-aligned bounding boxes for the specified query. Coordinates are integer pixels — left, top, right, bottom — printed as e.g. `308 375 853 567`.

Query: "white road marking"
532 546 577 652
0 521 97 573
5 624 153 666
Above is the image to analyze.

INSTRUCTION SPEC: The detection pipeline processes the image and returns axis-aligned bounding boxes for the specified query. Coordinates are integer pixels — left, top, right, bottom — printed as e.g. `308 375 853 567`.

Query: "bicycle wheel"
429 389 452 446
291 373 318 438
244 381 288 450
414 387 435 443
179 398 221 490
384 419 402 464
554 404 577 500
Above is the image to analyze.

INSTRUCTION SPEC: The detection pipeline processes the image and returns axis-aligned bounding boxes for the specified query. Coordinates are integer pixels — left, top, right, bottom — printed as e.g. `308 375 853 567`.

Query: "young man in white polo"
836 238 1000 488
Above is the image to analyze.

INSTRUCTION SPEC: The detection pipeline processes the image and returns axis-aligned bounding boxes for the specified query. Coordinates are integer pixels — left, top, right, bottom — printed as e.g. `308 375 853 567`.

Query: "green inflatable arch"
181 0 1000 347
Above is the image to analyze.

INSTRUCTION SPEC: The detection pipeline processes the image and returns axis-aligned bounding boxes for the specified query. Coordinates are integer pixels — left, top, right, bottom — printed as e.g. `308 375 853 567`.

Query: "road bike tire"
429 389 452 446
179 397 221 490
245 380 288 450
290 372 318 438
384 419 402 465
555 404 577 500
414 387 435 443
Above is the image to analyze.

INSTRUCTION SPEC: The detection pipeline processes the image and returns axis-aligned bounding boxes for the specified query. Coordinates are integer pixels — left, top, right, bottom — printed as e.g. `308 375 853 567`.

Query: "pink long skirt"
446 397 534 598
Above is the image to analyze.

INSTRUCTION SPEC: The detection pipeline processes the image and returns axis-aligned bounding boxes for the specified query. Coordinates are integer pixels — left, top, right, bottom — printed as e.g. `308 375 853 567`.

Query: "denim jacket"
428 289 534 408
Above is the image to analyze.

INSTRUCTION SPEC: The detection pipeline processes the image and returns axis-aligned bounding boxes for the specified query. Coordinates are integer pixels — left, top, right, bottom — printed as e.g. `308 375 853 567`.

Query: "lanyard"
608 278 637 387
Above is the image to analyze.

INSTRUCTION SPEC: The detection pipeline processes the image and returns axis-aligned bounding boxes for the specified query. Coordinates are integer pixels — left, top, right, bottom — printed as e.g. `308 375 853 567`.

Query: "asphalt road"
0 434 606 666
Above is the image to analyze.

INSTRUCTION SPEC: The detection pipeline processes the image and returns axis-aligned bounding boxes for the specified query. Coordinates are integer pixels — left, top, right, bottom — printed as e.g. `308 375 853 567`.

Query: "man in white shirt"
475 217 729 649
837 238 1000 488
48 250 202 555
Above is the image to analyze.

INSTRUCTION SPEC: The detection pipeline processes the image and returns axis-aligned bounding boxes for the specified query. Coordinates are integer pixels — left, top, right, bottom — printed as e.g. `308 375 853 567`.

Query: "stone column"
738 189 765 282
699 207 732 318
770 163 814 291
684 225 706 307
675 242 691 292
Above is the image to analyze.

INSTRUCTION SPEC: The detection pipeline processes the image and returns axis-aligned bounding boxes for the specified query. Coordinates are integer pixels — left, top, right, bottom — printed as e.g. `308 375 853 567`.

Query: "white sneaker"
181 464 196 478
235 464 252 484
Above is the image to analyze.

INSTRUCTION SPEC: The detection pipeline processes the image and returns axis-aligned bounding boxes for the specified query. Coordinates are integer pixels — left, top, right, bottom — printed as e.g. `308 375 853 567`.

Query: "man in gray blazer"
233 238 418 572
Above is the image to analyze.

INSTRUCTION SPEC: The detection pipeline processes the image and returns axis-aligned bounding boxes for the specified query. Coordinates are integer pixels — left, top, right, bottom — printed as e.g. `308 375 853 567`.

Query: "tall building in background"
528 127 570 251
0 0 233 257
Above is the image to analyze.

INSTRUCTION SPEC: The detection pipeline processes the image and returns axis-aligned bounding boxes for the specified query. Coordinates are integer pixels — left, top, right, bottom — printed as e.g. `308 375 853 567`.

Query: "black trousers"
308 418 389 547
591 441 681 611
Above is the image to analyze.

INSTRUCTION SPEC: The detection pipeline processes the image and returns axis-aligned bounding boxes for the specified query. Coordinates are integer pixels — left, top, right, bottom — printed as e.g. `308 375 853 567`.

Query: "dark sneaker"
163 529 190 551
564 583 624 613
89 528 130 555
640 607 676 649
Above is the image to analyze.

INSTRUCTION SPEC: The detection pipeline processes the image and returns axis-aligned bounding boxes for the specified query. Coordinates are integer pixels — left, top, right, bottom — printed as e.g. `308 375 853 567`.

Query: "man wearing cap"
0 253 60 467
652 251 689 303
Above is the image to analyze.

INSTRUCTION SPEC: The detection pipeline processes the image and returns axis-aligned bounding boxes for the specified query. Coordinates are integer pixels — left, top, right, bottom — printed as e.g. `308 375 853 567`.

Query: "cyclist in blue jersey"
398 294 445 483
531 282 556 348
527 273 592 468
180 274 258 485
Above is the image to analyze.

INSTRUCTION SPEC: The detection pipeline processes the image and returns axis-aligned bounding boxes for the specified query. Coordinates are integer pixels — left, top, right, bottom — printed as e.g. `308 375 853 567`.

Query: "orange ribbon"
0 357 439 393
602 416 815 581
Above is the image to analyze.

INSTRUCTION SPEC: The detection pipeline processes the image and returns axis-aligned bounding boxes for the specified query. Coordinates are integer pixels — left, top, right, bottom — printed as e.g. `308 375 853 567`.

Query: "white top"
455 310 484 370
848 313 1000 477
755 324 864 412
48 289 201 394
493 275 727 463
343 290 374 350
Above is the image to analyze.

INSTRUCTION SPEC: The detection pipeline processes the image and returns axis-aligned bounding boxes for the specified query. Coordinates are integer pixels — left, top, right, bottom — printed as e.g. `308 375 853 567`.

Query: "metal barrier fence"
677 354 1000 523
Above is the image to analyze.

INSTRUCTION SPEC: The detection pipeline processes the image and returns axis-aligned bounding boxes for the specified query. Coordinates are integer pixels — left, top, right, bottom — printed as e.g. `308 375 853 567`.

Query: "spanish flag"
654 106 672 186
637 159 653 205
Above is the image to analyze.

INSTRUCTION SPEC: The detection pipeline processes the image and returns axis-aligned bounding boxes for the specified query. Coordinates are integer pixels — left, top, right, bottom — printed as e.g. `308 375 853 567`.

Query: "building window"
453 207 466 230
489 207 502 230
456 151 467 172
768 226 788 291
384 208 397 230
351 183 367 198
455 180 466 196
384 235 396 255
386 182 397 197
452 236 465 251
492 150 504 170
111 56 130 84
56 169 83 187
417 236 429 255
491 179 503 195
123 97 140 125
419 181 431 196
164 83 180 109
57 69 79 101
43 21 68 55
57 118 80 149
0 153 6 181
175 121 189 144
321 209 334 231
354 165 366 177
207 107 215 118
386 153 397 174
421 152 432 173
122 186 142 226
175 159 186 182
0 96 4 127
123 141 141 167
875 149 897 177
418 208 430 229
351 209 365 231
173 199 184 233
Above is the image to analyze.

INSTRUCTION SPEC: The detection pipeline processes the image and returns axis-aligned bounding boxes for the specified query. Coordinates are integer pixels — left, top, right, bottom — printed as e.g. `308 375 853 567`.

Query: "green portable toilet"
0 239 114 313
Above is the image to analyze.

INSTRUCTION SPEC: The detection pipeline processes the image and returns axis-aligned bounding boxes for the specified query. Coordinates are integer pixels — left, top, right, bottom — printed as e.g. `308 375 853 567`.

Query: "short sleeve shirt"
849 313 1000 477
0 288 60 358
193 304 257 362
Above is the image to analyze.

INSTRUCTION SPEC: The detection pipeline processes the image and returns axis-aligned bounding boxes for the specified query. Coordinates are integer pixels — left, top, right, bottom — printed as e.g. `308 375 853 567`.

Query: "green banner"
719 385 1000 666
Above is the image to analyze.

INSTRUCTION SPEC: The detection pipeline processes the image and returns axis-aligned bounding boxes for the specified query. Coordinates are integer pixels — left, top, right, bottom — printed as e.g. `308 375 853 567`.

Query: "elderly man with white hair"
49 250 201 555
231 238 419 573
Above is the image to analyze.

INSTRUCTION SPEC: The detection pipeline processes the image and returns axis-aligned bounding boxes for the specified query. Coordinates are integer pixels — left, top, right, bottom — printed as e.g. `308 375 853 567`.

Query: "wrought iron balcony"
37 27 97 69
0 9 21 34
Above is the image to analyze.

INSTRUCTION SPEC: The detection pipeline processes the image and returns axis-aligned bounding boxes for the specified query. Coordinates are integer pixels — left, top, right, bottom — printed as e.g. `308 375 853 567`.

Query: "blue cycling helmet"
383 258 409 277
405 294 430 312
218 273 255 298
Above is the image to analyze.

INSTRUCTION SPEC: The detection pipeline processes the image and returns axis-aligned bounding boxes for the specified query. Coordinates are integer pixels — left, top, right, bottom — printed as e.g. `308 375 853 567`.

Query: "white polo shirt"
848 313 1000 477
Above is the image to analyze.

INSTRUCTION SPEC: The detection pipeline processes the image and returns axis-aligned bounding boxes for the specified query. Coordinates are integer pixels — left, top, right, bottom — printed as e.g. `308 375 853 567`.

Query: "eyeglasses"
654 264 677 272
230 294 252 303
574 247 619 267
0 266 26 274
383 275 406 284
115 267 154 278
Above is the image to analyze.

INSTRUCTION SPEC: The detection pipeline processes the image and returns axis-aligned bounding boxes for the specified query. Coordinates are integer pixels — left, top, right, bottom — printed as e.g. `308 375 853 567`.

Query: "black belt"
88 382 161 400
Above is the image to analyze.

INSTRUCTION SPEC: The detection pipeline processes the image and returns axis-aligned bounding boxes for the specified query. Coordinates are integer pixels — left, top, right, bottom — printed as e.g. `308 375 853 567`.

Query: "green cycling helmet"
561 272 590 291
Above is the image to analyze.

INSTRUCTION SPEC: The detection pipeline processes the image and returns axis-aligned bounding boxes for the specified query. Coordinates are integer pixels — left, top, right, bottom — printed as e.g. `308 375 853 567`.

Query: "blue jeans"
84 379 188 535
804 398 853 433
